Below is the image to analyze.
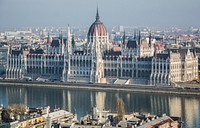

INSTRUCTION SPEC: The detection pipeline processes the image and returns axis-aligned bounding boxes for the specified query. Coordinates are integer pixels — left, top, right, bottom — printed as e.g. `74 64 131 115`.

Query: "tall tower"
72 34 76 53
62 25 72 82
87 7 107 83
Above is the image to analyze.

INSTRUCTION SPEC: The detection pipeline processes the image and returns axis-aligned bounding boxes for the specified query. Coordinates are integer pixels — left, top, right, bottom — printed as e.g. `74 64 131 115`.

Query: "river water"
0 85 199 128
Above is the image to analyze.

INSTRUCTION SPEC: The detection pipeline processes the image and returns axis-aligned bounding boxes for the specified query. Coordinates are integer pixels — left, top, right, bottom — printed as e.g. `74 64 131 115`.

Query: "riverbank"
0 80 200 96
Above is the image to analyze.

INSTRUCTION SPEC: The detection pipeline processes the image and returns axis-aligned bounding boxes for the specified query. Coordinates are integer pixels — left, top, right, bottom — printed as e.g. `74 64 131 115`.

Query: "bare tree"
8 104 27 115
116 97 125 123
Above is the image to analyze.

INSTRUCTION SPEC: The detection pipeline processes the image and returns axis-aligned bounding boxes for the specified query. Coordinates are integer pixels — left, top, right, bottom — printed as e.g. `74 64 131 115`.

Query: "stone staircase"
114 79 128 85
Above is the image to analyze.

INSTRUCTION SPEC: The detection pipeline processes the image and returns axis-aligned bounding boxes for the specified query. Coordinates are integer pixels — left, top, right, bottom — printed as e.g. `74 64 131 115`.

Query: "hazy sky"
0 0 200 30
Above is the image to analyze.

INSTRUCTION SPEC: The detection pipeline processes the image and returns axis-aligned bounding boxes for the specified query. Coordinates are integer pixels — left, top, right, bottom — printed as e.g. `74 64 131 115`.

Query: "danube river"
0 85 199 128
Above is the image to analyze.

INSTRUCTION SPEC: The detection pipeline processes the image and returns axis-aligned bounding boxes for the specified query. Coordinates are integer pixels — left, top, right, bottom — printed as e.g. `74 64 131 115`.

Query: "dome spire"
96 6 100 22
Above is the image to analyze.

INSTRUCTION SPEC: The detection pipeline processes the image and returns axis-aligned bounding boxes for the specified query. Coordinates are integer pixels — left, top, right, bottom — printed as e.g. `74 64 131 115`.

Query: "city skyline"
0 0 200 30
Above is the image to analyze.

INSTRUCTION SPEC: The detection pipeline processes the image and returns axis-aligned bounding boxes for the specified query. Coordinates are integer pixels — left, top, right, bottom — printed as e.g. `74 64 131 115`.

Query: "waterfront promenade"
1 80 200 96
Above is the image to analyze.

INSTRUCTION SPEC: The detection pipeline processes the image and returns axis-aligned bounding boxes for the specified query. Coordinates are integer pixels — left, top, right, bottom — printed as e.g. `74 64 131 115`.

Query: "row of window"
70 60 92 67
27 67 63 74
70 70 90 75
27 56 63 60
104 63 152 69
27 61 64 66
104 69 151 78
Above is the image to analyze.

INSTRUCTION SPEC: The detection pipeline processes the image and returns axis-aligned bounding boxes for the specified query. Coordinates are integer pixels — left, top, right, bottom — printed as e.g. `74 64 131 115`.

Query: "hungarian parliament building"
6 9 198 85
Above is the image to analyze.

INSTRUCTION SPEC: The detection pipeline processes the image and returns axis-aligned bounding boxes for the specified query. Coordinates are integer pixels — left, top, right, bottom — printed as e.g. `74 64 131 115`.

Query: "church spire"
96 6 100 22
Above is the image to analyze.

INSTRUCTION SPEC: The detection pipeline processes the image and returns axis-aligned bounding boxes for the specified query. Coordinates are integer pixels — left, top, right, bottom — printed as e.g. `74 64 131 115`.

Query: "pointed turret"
67 24 72 55
123 30 126 49
149 31 152 46
154 44 157 57
67 24 71 39
138 30 141 45
134 30 137 40
72 34 75 51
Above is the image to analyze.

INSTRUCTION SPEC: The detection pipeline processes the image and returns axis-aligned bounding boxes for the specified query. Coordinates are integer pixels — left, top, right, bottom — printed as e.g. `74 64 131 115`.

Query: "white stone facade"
5 10 199 85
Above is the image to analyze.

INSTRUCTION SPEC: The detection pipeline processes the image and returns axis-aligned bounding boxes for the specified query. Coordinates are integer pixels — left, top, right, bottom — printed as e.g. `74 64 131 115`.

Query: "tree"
1 109 11 122
116 97 125 123
1 104 27 122
8 104 27 115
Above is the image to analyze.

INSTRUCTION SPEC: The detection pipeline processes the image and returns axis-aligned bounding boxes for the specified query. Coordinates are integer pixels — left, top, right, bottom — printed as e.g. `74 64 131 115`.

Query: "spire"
67 24 72 54
149 31 152 46
59 31 62 39
134 29 136 40
72 34 75 49
96 6 100 22
138 30 141 45
154 44 157 57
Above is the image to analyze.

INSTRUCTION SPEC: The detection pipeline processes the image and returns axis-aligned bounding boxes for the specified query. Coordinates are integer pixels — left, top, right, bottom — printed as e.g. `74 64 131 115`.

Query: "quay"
0 80 200 96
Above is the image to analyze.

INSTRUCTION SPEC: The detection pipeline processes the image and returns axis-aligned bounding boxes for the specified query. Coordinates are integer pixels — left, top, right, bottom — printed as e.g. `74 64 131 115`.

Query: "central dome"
87 8 108 37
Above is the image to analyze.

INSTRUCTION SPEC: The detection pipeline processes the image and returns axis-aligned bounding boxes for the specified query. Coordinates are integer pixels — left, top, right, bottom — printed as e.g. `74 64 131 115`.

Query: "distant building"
5 8 198 85
60 107 182 128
